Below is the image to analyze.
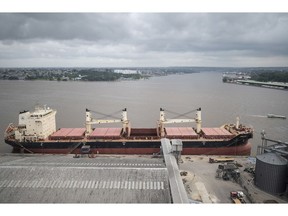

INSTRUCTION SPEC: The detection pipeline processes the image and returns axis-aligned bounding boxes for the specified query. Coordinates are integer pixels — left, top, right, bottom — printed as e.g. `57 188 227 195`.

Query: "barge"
267 114 286 119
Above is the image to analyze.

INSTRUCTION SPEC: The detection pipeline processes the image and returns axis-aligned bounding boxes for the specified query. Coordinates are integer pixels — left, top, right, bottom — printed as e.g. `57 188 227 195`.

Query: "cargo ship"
4 105 253 155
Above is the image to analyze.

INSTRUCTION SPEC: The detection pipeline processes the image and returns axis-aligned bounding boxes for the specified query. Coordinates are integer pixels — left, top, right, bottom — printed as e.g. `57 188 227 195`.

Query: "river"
1 72 288 156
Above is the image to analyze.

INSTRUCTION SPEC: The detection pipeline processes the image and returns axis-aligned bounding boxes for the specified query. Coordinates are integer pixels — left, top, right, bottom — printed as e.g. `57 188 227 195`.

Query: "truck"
230 191 245 204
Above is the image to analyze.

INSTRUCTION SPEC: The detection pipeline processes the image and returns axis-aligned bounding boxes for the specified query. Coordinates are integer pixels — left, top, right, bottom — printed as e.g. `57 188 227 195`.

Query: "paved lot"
179 155 288 203
1 153 287 204
0 154 171 203
179 156 244 203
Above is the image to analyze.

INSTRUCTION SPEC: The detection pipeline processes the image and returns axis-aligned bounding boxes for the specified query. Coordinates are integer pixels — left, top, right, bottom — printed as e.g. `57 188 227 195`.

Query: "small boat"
267 114 286 119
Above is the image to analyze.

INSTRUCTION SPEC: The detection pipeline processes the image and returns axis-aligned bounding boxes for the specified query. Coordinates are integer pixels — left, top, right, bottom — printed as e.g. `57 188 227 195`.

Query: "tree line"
251 71 288 83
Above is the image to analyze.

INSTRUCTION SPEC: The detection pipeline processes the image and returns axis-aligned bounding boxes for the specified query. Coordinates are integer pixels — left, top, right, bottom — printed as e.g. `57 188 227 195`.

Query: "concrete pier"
0 153 171 203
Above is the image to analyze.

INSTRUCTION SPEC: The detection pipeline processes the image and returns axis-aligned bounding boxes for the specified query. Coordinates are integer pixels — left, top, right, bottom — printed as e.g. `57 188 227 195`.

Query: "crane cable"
88 109 123 119
164 108 199 119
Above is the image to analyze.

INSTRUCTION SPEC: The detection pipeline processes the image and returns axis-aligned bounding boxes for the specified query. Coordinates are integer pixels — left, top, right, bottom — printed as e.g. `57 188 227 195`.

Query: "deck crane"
157 108 202 137
85 108 131 137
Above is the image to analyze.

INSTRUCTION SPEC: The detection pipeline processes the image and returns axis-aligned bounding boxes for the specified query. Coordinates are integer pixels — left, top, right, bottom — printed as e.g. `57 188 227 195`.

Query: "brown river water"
1 72 287 156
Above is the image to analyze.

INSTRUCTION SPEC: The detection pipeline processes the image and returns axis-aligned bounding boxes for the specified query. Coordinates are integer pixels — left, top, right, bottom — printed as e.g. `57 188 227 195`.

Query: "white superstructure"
14 105 57 142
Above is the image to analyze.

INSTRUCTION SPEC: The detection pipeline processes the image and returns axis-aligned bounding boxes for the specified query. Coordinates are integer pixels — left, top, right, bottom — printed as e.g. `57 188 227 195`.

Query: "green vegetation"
79 69 143 81
251 71 288 83
80 69 120 81
0 68 145 81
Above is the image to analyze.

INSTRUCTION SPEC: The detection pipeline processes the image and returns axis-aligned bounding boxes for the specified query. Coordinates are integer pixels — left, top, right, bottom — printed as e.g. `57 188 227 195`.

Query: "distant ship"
4 105 253 155
267 114 286 119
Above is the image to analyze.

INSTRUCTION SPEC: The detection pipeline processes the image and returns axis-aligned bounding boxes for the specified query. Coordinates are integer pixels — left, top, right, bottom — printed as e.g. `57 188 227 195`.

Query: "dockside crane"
85 108 131 137
157 108 202 137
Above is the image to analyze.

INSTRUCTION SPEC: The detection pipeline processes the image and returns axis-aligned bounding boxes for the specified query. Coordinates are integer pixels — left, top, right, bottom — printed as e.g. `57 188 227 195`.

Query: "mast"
158 107 202 137
196 108 202 133
85 108 131 137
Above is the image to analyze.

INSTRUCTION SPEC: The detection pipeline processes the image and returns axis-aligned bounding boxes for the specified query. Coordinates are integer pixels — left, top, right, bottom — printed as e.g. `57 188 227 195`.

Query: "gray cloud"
0 13 288 67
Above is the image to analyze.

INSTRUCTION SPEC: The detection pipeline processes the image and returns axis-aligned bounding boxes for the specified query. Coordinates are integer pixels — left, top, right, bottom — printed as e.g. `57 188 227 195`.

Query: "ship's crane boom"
162 119 196 124
157 108 202 137
85 108 131 137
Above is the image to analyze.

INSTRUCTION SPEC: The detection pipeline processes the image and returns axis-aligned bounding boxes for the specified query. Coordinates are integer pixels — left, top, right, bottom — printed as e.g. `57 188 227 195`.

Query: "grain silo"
255 152 287 194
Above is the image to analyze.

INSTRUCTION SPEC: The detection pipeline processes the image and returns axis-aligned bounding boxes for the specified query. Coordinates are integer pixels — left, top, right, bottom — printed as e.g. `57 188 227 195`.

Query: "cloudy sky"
0 13 288 67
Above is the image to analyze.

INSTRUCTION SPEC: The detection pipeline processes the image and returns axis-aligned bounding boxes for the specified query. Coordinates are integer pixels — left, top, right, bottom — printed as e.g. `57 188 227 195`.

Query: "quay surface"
1 153 287 204
0 153 171 203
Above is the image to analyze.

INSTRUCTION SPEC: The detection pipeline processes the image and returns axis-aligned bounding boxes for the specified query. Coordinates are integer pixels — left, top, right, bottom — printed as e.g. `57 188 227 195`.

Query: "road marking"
87 180 92 189
79 181 84 188
120 181 125 189
31 180 38 188
95 181 99 189
0 180 7 187
22 180 28 187
109 181 114 189
62 180 67 188
105 181 109 189
0 179 168 190
161 181 164 190
5 180 12 187
47 179 56 188
56 181 62 188
6 180 14 187
102 181 106 189
14 180 21 187
67 181 74 188
128 181 131 189
43 181 49 188
62 181 68 188
83 181 88 188
105 181 110 189
27 180 34 187
88 180 94 189
45 181 51 188
72 181 78 189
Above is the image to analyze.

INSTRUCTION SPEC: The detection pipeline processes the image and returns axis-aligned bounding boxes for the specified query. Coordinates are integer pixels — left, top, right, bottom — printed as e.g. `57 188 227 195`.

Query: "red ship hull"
15 142 251 156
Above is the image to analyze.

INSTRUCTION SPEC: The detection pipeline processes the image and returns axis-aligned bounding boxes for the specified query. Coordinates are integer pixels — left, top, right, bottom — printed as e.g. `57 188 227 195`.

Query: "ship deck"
47 126 239 141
